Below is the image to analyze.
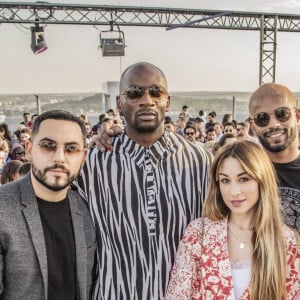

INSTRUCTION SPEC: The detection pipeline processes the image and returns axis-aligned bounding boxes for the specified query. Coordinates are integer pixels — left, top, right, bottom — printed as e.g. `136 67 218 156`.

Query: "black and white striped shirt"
76 131 210 299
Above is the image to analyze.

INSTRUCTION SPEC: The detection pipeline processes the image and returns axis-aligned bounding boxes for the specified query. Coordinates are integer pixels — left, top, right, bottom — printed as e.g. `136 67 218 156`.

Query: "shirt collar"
116 131 176 168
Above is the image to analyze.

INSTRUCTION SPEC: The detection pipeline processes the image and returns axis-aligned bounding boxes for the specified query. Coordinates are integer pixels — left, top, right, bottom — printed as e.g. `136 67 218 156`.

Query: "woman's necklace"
228 226 252 249
229 220 253 231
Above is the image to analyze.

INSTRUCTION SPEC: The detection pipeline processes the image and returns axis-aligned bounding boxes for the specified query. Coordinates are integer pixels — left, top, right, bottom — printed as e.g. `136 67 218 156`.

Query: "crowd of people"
0 62 299 300
164 106 260 157
0 109 122 184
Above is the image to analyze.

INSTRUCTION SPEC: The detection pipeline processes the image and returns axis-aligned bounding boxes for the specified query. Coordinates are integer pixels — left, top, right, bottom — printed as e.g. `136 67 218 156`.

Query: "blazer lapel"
20 175 48 300
69 190 87 300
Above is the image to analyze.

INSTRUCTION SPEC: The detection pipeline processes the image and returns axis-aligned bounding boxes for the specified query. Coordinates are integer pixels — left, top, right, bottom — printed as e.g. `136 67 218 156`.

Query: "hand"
96 121 123 152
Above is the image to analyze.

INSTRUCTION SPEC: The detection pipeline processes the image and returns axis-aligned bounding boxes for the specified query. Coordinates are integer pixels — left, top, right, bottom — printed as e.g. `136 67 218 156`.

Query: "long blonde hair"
202 140 286 300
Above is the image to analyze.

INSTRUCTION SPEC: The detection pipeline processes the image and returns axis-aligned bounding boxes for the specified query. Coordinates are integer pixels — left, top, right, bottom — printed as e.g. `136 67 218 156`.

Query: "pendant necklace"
228 227 252 249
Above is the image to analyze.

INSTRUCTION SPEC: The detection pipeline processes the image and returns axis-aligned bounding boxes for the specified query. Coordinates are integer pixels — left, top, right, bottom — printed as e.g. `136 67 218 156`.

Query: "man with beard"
76 62 210 299
236 121 259 143
0 110 97 299
184 123 203 148
249 83 300 234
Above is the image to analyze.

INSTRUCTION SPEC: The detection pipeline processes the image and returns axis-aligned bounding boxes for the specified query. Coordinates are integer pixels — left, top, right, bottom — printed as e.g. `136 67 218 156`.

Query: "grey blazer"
0 174 97 300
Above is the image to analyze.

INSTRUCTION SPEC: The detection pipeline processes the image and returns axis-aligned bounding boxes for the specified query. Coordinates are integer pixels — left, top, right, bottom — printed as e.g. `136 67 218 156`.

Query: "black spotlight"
31 24 48 54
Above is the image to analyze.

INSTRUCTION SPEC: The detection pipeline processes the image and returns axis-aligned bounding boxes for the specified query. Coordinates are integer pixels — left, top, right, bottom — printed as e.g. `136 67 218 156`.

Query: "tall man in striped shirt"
76 62 210 299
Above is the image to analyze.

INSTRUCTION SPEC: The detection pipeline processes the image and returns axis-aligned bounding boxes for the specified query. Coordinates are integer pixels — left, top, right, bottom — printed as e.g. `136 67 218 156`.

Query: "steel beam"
259 15 277 85
1 2 300 84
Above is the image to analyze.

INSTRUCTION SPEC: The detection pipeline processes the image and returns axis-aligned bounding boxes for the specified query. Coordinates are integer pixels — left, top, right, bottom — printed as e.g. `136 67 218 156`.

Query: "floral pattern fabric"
165 218 300 300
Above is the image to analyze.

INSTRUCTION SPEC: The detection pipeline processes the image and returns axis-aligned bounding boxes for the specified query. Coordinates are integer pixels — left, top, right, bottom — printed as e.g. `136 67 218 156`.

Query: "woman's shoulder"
188 217 226 227
184 217 227 238
181 218 227 254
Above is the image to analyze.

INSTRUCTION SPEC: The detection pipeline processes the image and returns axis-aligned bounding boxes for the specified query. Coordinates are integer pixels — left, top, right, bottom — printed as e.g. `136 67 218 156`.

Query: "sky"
1 0 300 94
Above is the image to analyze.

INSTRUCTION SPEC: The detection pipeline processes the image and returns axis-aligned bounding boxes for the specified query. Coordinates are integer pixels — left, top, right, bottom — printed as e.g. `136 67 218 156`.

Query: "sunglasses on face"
120 85 168 101
36 140 84 155
185 132 195 136
16 151 25 155
253 106 292 127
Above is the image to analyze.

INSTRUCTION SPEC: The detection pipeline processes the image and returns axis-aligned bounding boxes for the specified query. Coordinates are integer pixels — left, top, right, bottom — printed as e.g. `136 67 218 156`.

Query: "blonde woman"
165 140 299 299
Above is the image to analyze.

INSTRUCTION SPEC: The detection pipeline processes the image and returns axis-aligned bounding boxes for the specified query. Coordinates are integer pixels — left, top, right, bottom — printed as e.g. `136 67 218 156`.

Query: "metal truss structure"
1 2 300 85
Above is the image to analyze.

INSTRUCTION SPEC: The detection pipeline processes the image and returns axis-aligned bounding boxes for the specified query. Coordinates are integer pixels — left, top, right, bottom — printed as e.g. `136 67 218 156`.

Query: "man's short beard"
132 115 160 133
258 127 297 153
135 126 158 133
32 164 76 192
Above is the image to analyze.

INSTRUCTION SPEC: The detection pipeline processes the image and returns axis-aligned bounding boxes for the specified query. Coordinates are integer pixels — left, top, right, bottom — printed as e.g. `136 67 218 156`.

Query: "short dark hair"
164 118 175 126
224 122 236 129
207 128 216 134
219 133 236 147
208 111 216 117
20 128 31 134
99 113 107 123
164 116 172 123
184 123 197 134
106 108 115 114
237 122 246 127
195 117 205 123
31 110 86 146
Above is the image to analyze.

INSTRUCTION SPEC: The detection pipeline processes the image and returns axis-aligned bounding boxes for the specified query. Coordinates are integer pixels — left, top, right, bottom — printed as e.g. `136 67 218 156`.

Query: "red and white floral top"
165 218 300 300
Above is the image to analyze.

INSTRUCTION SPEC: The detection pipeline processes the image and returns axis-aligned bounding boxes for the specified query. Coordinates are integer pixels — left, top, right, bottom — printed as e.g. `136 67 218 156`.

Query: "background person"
184 123 204 148
8 143 27 162
218 133 237 149
223 122 236 136
0 145 9 182
222 113 233 126
206 128 217 142
28 113 39 129
166 141 299 300
164 118 176 133
175 116 185 136
205 111 217 132
236 121 259 143
0 160 22 185
179 105 190 119
19 112 30 127
0 123 12 150
214 122 224 142
19 127 31 147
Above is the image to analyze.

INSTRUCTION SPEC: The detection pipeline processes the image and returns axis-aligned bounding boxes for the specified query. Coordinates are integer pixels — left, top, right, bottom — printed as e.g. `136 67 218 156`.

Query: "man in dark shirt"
205 111 217 132
19 112 31 127
249 83 300 234
0 110 97 299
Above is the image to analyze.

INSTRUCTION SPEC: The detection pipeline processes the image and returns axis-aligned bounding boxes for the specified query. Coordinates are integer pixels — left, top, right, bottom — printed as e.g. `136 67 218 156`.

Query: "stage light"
31 24 48 54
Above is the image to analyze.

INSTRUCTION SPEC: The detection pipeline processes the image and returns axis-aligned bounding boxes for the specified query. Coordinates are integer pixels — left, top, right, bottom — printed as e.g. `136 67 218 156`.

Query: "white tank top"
231 261 251 300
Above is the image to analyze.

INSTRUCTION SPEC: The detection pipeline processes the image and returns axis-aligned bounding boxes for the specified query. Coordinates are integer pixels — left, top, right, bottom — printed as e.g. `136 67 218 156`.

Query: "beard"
132 113 161 133
258 127 297 153
32 163 77 191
